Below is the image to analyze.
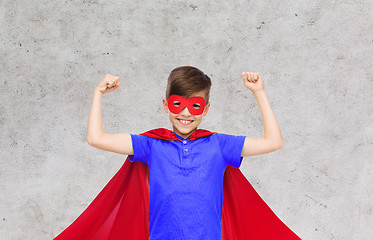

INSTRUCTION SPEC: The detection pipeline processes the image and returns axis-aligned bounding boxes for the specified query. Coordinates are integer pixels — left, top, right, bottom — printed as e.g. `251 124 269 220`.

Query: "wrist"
253 89 266 96
94 88 104 96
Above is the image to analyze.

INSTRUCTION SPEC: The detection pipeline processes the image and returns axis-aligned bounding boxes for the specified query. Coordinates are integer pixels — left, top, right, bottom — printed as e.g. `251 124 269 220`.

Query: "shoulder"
211 132 246 145
130 133 158 146
211 132 245 138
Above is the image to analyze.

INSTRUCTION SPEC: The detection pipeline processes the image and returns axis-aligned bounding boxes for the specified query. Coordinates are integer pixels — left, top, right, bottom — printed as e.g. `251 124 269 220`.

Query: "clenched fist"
95 74 121 94
242 72 264 93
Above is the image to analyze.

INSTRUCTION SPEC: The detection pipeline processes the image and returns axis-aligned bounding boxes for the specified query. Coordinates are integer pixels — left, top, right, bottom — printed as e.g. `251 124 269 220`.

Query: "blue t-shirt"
129 132 246 240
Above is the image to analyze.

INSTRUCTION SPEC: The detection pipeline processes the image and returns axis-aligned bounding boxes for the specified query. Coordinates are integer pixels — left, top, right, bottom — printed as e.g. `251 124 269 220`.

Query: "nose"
180 107 192 117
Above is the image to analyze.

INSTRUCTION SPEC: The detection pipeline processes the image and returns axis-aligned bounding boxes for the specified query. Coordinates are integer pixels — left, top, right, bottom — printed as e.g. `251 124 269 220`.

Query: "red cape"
54 128 301 239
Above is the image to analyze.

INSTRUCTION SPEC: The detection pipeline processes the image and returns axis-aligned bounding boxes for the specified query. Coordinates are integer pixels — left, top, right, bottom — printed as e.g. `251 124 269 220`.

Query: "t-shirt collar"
172 131 193 141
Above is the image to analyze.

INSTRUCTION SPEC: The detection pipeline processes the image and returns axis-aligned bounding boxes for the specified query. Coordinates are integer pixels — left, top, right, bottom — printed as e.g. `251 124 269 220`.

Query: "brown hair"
166 66 212 102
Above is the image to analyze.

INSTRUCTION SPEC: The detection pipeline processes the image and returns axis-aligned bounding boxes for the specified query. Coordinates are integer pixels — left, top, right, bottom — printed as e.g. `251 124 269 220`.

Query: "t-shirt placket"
181 139 191 166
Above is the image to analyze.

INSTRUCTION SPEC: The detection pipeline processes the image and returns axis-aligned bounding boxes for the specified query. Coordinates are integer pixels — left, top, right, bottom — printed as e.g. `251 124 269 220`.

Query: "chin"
177 127 195 134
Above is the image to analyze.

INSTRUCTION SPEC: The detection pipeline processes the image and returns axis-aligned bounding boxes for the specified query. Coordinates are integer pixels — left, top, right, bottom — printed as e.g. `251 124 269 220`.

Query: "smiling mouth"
177 119 194 125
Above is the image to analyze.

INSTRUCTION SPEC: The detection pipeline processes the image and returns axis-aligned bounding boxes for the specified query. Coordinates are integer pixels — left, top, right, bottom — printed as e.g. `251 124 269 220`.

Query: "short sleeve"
128 134 153 164
216 133 246 168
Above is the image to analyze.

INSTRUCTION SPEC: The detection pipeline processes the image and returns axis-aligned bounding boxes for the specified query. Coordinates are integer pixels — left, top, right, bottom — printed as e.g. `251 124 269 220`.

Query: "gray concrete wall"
1 0 372 239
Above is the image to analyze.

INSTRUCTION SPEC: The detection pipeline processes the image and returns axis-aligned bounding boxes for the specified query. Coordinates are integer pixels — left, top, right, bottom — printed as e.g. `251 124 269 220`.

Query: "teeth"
180 120 191 124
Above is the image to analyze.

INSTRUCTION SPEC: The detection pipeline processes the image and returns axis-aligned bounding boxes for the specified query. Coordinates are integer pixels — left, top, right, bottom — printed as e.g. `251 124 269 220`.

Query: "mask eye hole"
192 103 201 109
173 101 181 107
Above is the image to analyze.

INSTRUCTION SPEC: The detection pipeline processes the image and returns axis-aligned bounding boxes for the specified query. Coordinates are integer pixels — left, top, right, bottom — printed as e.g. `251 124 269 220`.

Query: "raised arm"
240 72 284 157
86 74 134 155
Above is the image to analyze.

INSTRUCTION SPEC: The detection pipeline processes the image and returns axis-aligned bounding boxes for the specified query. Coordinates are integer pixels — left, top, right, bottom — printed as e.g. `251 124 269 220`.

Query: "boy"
55 66 300 239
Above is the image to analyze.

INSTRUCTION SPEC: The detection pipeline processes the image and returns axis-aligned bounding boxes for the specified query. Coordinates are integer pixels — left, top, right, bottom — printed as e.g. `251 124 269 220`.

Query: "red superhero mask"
167 94 206 115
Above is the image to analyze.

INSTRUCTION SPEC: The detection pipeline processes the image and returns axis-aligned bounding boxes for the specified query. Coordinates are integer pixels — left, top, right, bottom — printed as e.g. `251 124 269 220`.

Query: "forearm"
253 90 284 147
86 89 105 144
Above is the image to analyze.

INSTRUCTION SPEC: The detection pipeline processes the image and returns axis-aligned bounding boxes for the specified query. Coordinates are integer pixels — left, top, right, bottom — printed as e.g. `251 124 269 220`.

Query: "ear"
162 98 169 113
203 102 211 116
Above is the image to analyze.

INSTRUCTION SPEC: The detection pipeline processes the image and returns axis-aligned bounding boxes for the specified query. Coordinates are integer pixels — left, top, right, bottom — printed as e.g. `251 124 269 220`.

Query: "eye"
192 103 201 109
173 101 181 107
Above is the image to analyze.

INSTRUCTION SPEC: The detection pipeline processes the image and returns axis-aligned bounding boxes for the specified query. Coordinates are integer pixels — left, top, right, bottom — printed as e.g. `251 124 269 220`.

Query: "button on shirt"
129 132 246 240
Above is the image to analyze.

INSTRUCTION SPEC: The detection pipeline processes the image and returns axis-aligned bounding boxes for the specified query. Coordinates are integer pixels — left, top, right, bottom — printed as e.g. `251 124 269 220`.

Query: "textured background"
1 0 372 239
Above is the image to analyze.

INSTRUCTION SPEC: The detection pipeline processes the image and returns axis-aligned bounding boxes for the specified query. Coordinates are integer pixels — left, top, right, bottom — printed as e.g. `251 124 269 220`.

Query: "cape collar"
140 128 215 141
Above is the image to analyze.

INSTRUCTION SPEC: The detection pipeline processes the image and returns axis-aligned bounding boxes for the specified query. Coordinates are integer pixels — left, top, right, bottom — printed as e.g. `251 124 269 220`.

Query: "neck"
172 127 197 139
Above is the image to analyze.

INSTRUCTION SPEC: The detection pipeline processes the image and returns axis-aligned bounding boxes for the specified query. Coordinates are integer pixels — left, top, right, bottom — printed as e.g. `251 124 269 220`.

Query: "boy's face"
162 91 210 139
